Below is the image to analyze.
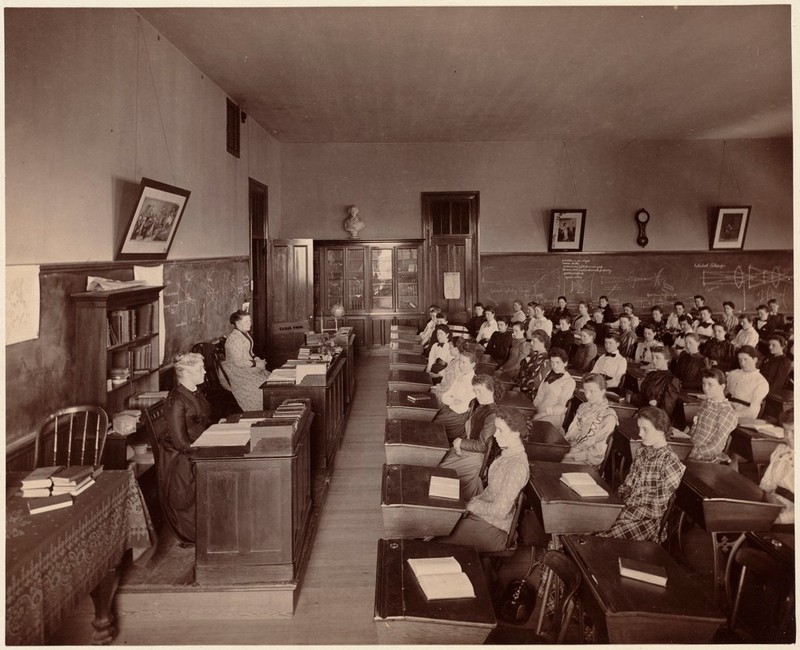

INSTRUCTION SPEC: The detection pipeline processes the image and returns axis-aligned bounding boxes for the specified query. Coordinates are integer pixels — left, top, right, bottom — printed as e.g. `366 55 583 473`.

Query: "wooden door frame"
249 178 269 357
421 191 480 321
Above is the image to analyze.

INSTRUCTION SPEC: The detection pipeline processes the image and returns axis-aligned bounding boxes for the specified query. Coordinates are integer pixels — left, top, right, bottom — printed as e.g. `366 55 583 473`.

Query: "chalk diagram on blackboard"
702 264 793 307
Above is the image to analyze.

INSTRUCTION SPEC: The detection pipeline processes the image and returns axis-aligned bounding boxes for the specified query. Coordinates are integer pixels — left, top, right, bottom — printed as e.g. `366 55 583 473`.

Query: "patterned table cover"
6 470 155 645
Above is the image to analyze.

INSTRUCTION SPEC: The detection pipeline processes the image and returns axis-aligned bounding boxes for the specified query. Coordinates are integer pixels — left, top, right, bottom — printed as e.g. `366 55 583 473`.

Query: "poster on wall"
443 272 461 299
6 265 40 345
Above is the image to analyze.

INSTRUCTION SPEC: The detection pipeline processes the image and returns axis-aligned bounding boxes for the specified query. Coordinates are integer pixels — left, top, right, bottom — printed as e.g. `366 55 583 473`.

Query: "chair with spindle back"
33 405 109 469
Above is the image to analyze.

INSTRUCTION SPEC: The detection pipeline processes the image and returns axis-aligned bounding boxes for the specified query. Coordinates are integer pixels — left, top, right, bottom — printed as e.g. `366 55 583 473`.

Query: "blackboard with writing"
480 251 793 314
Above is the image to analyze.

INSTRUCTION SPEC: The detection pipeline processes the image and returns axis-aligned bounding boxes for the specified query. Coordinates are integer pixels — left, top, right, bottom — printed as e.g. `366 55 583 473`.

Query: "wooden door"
422 192 480 324
267 239 313 367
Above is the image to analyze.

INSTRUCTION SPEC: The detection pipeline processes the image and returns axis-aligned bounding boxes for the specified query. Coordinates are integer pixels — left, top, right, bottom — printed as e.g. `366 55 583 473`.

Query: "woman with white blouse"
532 347 576 430
425 324 453 378
726 345 770 421
731 315 759 350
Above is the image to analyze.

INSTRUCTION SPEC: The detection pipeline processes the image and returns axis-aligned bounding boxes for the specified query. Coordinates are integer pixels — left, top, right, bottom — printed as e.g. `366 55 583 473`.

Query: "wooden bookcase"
71 286 164 415
314 240 426 350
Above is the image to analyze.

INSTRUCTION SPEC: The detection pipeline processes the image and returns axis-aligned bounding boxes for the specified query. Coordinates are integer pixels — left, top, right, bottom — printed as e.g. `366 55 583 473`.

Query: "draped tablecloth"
6 470 155 645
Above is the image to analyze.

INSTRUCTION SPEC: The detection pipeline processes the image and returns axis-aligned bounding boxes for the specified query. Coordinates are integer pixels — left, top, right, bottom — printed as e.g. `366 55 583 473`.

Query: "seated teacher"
161 351 211 544
223 310 271 411
436 407 530 552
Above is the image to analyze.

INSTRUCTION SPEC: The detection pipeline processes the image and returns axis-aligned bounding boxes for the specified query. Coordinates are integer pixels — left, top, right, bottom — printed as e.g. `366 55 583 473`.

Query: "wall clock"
635 209 650 247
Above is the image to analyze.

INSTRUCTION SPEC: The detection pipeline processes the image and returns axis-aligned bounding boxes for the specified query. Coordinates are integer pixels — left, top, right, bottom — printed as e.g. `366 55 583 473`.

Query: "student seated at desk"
496 322 529 378
484 316 513 365
436 408 530 552
666 300 687 332
550 315 575 360
721 300 739 335
475 306 498 346
599 295 615 323
532 347 576 430
548 295 572 326
418 304 441 348
590 332 628 390
616 302 641 334
423 311 449 357
687 368 738 463
760 334 793 392
669 333 710 392
634 323 659 365
672 315 695 355
509 299 526 325
726 345 769 421
466 302 486 340
601 406 685 543
643 305 668 342
760 408 794 525
731 314 759 350
572 301 591 334
590 309 610 347
754 304 773 355
569 326 598 374
617 314 638 361
161 351 211 544
526 302 553 338
431 338 465 405
767 298 786 334
630 346 681 420
513 329 551 400
224 310 271 411
703 322 736 372
562 373 618 468
693 306 716 343
432 350 477 441
425 324 453 380
439 374 499 499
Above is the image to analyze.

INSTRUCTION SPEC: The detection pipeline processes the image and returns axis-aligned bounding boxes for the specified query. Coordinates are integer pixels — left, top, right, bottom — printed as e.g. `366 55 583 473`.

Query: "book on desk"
560 472 608 498
407 556 476 601
619 557 668 587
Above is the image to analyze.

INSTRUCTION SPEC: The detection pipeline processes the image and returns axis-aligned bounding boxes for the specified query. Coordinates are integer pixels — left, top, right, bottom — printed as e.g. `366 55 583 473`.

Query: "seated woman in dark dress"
669 332 709 391
631 345 681 421
161 351 211 544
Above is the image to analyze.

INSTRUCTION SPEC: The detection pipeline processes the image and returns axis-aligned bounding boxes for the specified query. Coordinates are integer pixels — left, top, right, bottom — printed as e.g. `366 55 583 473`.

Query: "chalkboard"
162 257 250 359
480 250 793 315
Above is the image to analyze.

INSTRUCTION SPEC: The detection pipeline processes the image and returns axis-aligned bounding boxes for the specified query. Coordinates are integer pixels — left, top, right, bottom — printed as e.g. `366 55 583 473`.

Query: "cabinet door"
371 247 394 311
325 247 345 312
396 246 421 312
345 246 366 312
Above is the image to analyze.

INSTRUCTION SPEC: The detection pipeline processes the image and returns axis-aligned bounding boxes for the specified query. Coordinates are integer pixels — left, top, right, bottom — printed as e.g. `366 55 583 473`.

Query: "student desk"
675 461 783 599
390 327 419 342
384 418 450 466
526 461 624 538
386 389 438 422
562 535 724 643
492 369 516 388
475 360 498 376
497 388 536 412
373 538 496 644
6 470 155 645
388 369 432 392
729 424 784 464
763 388 794 420
523 420 569 462
389 339 423 353
571 389 638 422
389 350 426 372
381 464 465 538
609 418 692 487
725 529 795 603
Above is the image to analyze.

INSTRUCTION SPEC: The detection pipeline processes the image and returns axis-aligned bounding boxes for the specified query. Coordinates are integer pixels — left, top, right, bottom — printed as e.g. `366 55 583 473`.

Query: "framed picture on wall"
116 178 191 260
711 206 750 250
548 209 586 252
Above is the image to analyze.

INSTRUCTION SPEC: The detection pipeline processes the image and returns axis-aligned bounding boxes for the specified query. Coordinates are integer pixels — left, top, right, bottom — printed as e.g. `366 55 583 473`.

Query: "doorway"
249 178 268 357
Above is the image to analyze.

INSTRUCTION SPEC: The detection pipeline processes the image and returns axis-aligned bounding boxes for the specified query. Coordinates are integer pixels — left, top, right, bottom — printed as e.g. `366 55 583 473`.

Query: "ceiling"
138 5 793 143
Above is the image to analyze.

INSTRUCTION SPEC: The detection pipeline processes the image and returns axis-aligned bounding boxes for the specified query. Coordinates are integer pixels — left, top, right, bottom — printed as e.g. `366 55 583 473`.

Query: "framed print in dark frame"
116 178 190 260
711 206 750 250
548 209 586 252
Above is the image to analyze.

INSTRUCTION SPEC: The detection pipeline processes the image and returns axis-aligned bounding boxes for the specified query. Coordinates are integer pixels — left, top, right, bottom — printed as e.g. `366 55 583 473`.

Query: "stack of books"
19 466 63 498
50 466 96 497
273 400 307 421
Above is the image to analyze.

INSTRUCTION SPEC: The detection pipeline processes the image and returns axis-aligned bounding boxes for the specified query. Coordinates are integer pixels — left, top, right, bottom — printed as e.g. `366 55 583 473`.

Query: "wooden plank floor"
57 354 390 645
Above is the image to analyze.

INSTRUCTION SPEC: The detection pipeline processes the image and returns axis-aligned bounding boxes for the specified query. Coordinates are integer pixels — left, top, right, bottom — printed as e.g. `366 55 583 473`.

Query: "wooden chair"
142 400 194 546
33 405 109 469
191 339 240 421
481 491 526 574
478 437 498 488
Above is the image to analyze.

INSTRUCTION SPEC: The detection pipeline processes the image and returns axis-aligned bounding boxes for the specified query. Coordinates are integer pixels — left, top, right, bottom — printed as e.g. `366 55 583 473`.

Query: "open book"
407 556 475 601
559 472 608 498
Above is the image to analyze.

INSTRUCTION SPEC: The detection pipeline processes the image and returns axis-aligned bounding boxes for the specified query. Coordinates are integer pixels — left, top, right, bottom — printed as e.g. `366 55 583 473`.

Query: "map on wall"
6 265 40 345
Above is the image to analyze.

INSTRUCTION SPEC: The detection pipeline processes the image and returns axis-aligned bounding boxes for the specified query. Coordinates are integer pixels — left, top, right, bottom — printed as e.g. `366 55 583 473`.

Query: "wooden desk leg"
90 564 121 645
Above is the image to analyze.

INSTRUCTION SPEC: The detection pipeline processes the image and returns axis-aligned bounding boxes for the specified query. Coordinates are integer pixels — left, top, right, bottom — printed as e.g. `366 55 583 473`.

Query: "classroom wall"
280 139 791 251
5 8 282 265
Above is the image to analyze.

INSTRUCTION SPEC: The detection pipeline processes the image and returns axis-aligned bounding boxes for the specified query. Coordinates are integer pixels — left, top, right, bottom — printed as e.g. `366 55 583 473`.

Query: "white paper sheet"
6 265 40 345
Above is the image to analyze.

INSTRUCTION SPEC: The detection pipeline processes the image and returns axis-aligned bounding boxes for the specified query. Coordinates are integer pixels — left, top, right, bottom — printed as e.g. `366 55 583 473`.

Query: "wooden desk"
373 538 496 644
493 369 516 388
193 408 314 585
675 461 783 598
729 425 784 464
6 470 155 645
475 361 498 376
384 419 450 466
497 388 536 412
387 389 438 422
523 420 569 462
725 529 795 604
389 350 426 372
562 535 724 643
764 388 794 420
390 328 419 342
389 339 423 353
526 461 624 535
262 352 348 470
381 464 465 538
610 418 692 487
388 369 432 393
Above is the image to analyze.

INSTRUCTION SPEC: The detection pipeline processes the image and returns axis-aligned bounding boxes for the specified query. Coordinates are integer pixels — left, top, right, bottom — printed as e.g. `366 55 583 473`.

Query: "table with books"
373 538 496 644
729 419 786 465
562 534 724 643
386 389 439 422
6 469 155 645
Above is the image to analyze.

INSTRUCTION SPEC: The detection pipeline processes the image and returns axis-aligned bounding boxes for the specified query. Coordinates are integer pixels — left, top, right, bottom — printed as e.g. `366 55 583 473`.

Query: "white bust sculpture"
343 205 366 239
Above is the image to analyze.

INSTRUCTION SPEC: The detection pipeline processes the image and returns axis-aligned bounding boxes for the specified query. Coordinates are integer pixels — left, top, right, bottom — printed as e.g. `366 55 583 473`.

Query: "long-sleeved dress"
632 369 681 419
703 338 737 372
533 372 577 429
726 368 770 420
618 330 638 360
569 342 597 374
760 355 792 392
161 384 211 543
687 398 738 462
515 351 551 399
438 402 498 499
562 399 618 468
670 351 709 391
602 444 685 543
485 330 513 364
223 329 270 410
497 338 530 377
550 329 575 360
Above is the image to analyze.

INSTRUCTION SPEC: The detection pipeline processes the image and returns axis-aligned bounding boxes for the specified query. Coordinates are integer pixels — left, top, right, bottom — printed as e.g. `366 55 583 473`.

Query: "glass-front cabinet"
314 240 425 349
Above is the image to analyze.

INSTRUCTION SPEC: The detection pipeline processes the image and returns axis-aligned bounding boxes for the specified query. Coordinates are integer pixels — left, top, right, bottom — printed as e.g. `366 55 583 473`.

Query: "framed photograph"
116 178 190 260
548 209 586 252
711 206 750 250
